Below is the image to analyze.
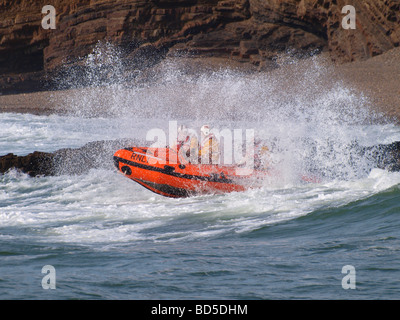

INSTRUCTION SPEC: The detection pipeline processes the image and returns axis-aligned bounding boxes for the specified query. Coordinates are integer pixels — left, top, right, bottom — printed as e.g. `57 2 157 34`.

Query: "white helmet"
200 125 210 137
177 125 188 142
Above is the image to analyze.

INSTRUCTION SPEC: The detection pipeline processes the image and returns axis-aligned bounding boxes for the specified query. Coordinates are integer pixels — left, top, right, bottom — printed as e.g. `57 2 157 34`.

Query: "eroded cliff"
0 0 399 93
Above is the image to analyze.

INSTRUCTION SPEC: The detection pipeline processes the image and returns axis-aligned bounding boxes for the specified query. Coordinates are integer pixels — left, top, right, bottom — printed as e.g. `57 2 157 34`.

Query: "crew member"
199 124 220 164
254 138 270 170
173 125 199 164
236 137 270 170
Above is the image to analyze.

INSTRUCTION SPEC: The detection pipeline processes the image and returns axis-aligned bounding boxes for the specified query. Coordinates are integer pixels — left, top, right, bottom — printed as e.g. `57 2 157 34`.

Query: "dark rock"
0 138 141 176
0 151 54 177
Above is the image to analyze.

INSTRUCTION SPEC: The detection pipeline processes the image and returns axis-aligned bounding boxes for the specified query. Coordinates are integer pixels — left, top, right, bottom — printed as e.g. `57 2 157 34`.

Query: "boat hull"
113 147 267 198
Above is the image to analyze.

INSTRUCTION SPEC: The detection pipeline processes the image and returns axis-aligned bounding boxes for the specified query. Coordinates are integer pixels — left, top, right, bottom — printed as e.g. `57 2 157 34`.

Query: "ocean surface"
1 52 400 300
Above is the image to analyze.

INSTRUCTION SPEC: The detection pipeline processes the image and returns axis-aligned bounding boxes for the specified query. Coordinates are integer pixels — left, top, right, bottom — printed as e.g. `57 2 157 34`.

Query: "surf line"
151 304 185 317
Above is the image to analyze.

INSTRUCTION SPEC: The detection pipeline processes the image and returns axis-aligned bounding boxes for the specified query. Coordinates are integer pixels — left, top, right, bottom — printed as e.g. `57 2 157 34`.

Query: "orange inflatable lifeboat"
113 147 268 198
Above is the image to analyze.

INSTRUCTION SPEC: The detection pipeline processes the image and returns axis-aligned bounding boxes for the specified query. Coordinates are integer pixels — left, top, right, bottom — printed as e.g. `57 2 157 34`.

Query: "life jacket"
254 143 270 170
177 134 199 164
200 133 220 164
176 135 190 151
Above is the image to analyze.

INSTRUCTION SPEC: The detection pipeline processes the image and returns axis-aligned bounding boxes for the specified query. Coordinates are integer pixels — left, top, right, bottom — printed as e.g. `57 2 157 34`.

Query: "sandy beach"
335 47 400 122
1 47 399 122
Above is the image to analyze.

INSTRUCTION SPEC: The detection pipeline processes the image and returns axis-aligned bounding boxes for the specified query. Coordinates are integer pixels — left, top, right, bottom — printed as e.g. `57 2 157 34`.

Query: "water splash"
50 41 395 184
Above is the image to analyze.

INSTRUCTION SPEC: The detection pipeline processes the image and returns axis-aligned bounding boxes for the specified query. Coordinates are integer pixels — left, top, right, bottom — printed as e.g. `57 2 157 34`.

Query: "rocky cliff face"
0 0 399 93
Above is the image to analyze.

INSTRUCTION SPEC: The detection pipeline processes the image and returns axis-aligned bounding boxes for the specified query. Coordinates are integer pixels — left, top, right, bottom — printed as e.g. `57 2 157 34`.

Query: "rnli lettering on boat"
131 152 147 163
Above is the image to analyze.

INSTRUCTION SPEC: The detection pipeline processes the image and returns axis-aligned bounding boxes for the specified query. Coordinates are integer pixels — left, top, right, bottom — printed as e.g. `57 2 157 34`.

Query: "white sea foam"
1 160 400 247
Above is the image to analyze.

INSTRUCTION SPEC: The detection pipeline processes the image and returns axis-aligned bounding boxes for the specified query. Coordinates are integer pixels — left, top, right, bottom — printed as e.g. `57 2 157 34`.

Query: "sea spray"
48 42 391 184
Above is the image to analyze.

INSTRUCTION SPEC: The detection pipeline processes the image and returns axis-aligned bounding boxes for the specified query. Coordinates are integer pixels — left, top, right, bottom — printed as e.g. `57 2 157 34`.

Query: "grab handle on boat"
164 165 175 172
